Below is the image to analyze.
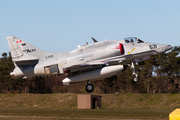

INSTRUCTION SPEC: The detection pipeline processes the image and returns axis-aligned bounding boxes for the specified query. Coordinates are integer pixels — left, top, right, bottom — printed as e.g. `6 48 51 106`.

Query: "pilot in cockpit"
130 39 134 43
137 39 144 43
124 37 144 44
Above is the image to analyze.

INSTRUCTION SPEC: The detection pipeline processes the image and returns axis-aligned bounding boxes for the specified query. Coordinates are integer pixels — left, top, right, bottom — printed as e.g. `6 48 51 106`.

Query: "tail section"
7 35 44 62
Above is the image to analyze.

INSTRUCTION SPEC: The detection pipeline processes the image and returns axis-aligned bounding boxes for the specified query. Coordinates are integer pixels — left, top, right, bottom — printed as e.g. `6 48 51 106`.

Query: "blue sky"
0 0 180 54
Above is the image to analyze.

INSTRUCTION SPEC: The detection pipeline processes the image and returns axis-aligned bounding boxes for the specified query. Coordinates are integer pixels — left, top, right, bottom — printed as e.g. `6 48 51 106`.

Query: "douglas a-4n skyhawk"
7 35 172 93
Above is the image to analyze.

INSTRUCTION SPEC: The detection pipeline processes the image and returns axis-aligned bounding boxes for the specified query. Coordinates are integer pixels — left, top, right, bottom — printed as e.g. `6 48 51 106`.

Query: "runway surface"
0 115 160 120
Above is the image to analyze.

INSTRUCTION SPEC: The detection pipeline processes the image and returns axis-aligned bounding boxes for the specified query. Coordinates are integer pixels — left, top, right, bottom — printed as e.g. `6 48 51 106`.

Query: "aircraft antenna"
91 37 98 43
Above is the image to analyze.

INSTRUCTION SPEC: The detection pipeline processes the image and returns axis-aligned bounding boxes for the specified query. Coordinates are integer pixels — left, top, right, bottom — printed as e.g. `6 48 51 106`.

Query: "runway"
0 115 156 120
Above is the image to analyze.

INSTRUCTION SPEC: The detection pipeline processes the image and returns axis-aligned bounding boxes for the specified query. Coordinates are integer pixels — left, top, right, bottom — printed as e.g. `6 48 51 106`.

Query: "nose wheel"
86 83 94 93
133 73 138 82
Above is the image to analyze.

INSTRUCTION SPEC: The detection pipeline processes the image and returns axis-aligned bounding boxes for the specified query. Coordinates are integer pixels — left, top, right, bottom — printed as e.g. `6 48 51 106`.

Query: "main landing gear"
86 81 94 93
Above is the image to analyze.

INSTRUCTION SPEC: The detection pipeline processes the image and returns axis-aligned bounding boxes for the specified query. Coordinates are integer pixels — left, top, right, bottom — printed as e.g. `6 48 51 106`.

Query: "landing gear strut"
121 60 138 82
86 81 94 93
131 61 138 82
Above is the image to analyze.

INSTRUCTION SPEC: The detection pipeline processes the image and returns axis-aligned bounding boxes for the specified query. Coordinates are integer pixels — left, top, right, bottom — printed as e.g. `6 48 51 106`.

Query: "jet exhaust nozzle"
10 67 24 79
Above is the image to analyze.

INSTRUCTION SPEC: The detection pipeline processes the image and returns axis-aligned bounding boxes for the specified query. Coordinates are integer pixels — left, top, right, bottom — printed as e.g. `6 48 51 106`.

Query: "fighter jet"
7 35 172 93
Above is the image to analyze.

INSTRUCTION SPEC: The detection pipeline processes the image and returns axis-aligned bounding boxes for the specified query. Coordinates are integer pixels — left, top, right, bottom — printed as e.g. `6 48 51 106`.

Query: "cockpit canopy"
124 37 144 44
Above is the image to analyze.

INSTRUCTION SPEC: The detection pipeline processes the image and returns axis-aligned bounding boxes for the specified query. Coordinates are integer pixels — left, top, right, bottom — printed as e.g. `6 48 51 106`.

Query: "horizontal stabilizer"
15 59 39 66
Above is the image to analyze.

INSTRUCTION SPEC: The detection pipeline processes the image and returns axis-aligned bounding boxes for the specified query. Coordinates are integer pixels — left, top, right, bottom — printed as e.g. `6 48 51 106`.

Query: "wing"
63 61 107 73
63 50 150 75
63 55 127 75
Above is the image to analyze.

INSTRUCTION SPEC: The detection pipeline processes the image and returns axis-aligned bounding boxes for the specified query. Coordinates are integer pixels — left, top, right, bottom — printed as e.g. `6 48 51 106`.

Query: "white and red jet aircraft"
7 35 172 93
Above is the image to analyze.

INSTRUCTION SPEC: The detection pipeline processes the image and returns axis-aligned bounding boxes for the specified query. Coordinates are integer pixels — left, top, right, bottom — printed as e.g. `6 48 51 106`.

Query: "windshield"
124 37 144 43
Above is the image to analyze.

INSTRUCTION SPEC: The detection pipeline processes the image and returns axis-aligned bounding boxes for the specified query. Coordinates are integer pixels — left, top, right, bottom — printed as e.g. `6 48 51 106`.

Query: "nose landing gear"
121 60 138 82
131 61 138 82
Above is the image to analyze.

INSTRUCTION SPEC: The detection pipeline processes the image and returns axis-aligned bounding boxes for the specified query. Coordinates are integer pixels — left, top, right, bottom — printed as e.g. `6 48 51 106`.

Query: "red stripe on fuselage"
111 43 124 54
119 43 124 54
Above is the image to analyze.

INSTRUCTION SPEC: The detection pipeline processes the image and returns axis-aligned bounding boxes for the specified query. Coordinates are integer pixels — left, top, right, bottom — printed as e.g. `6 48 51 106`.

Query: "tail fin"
7 35 44 62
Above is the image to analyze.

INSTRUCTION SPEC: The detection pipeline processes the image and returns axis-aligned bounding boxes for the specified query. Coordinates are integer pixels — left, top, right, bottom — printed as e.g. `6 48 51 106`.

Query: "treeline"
0 46 180 94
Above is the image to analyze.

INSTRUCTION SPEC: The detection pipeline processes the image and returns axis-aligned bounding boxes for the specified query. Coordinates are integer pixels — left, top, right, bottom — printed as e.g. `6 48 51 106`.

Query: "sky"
0 0 180 54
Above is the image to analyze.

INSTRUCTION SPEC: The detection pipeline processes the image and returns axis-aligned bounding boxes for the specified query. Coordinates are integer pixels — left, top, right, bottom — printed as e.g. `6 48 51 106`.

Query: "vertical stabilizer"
7 35 44 62
7 36 23 61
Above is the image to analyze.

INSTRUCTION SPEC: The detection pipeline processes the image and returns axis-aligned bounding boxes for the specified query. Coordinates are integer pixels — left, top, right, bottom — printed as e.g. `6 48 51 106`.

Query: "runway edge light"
169 108 180 120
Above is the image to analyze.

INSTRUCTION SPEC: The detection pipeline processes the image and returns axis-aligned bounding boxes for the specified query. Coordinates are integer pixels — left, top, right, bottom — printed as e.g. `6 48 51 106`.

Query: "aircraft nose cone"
165 45 173 51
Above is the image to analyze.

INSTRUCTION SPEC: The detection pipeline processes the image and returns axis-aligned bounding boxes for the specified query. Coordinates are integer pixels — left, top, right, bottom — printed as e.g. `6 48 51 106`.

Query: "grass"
0 93 180 109
0 108 172 120
0 93 179 119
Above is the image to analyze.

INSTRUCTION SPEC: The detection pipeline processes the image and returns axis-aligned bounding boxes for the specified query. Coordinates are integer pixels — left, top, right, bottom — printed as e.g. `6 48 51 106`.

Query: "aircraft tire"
134 77 138 82
86 84 94 93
